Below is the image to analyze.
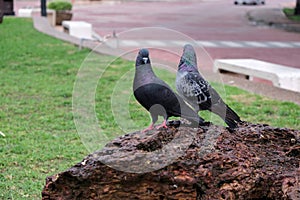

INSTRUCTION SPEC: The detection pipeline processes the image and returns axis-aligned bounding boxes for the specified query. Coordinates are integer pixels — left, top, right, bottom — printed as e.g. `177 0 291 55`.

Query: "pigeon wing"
177 72 211 108
134 83 186 117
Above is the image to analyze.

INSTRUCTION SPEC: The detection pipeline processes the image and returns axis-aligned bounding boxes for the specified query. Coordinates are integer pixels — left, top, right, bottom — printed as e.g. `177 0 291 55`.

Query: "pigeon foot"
156 120 168 130
142 124 155 133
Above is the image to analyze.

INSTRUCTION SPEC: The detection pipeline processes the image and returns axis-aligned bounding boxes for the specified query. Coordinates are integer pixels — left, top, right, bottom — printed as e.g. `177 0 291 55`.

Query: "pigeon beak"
142 57 148 64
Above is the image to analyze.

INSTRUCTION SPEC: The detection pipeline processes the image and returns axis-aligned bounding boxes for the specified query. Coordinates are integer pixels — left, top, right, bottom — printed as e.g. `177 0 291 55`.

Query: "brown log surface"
42 122 300 200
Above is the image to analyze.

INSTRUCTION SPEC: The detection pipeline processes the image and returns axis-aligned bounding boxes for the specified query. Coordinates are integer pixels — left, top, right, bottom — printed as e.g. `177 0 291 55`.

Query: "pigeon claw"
142 123 155 133
156 120 168 130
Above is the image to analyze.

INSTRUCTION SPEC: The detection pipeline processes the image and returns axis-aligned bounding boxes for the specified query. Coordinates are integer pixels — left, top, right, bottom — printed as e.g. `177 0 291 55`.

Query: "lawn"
0 17 299 199
283 8 300 21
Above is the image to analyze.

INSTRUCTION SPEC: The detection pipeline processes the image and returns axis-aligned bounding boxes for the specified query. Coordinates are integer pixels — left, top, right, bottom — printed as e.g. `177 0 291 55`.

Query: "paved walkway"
66 0 300 70
248 8 300 33
115 39 300 48
15 0 300 104
32 16 300 105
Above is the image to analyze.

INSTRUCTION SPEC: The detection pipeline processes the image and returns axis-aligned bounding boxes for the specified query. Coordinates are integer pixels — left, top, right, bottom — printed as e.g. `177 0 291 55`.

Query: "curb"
32 16 99 50
32 16 300 105
247 9 300 33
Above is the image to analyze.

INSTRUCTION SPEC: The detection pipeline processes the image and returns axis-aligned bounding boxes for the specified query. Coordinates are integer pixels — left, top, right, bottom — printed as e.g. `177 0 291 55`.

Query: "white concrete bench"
18 8 34 17
213 59 300 92
18 6 42 18
62 21 93 40
18 8 56 27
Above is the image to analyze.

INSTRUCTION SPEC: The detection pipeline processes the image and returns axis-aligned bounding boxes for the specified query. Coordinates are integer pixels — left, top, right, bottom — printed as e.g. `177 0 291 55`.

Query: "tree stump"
42 122 300 200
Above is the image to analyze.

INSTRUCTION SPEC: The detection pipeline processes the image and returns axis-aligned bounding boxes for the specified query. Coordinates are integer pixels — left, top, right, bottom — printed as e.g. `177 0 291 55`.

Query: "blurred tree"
295 0 300 15
41 0 47 16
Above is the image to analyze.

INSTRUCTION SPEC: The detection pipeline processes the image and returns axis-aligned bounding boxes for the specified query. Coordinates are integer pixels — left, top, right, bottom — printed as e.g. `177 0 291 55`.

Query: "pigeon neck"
134 64 156 89
135 63 155 74
178 62 197 72
180 51 197 65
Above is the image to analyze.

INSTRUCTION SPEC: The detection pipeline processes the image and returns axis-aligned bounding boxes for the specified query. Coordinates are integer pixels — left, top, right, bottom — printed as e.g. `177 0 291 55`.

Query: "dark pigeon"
176 44 242 129
133 48 206 132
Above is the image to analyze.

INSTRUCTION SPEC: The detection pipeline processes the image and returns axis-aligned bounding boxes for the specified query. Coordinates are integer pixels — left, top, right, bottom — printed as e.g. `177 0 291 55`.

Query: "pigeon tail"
223 105 242 128
208 101 241 129
226 104 242 122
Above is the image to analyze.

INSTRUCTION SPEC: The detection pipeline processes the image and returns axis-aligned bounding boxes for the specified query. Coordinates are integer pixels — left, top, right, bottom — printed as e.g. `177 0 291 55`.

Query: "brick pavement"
32 16 300 105
69 0 300 69
13 0 300 104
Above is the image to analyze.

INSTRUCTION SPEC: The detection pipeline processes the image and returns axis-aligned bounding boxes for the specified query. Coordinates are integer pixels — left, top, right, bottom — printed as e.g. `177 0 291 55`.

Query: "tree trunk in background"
295 0 300 15
0 0 3 23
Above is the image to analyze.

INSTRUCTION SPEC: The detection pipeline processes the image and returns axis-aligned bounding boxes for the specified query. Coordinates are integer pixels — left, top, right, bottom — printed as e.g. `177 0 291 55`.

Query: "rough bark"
42 122 300 200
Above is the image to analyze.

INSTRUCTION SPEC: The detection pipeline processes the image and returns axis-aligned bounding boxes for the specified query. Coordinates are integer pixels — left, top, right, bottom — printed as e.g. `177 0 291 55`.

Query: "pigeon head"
178 44 197 71
183 44 195 53
136 48 151 66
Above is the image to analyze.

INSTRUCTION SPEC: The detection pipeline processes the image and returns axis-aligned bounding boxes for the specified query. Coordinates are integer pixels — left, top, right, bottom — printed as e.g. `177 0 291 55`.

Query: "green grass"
0 17 89 199
0 17 299 199
283 8 300 21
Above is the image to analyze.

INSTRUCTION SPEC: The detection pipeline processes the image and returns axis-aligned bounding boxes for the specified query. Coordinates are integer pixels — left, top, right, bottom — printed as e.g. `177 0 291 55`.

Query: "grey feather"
176 44 241 129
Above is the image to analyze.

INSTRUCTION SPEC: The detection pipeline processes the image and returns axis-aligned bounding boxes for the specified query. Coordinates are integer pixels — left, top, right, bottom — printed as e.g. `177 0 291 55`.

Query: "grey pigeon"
133 48 206 132
176 44 241 129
